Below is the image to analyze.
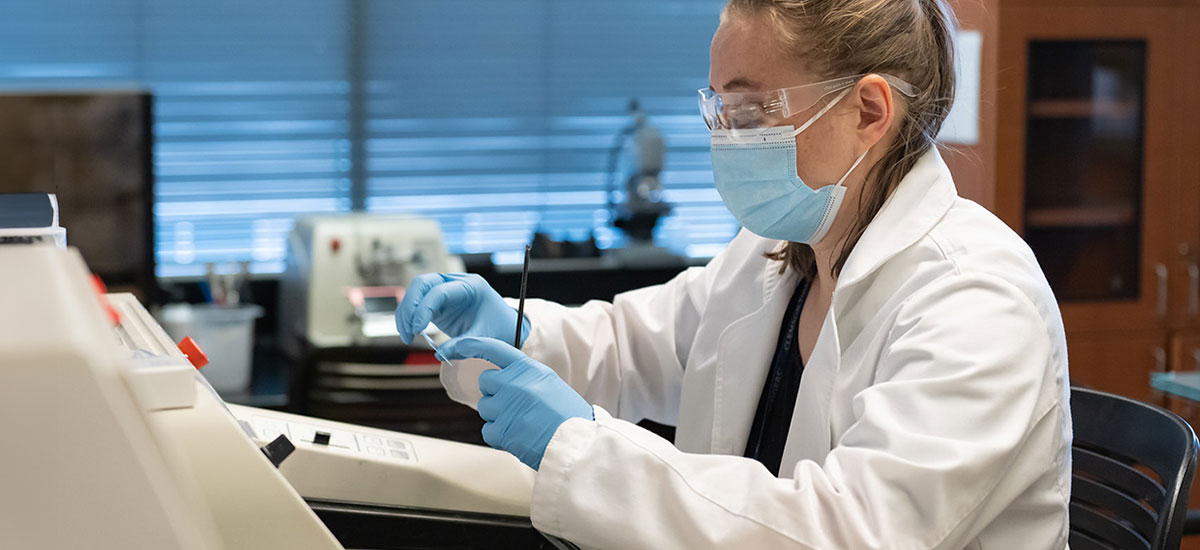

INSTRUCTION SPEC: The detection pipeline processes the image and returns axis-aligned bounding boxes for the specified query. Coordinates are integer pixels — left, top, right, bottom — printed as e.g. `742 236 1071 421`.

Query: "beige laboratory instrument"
0 245 575 549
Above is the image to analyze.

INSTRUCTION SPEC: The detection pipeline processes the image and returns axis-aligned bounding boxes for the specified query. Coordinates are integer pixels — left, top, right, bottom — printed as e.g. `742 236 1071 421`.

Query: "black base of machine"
612 210 666 244
307 498 579 550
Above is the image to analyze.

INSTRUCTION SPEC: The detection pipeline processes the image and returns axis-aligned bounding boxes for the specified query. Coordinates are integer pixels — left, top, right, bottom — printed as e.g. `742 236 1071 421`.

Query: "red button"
178 337 209 369
331 238 341 253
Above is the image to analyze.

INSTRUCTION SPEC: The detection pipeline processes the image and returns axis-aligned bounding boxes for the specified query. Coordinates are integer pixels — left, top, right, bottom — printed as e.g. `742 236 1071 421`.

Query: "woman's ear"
854 74 894 149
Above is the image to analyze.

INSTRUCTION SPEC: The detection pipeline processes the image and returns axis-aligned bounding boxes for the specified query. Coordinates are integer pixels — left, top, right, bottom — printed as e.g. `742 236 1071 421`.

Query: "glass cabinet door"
1022 41 1146 302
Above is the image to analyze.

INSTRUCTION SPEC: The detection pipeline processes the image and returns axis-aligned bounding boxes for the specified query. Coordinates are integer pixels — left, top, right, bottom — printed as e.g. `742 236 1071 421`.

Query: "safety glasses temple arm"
879 74 920 97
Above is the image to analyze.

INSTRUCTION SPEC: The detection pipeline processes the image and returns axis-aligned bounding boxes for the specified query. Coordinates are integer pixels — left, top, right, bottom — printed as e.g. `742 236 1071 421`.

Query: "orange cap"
178 337 209 369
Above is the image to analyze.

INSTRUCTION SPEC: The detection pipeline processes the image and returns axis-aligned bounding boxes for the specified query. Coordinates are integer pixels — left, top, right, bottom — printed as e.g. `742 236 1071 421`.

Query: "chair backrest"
1070 387 1200 550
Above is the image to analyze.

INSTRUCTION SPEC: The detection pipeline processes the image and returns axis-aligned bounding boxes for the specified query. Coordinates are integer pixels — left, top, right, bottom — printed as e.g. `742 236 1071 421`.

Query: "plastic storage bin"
158 303 264 393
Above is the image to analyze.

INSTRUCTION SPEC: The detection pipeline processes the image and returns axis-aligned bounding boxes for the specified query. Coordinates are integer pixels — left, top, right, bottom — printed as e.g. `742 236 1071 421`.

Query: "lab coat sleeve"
510 232 750 425
530 274 1064 550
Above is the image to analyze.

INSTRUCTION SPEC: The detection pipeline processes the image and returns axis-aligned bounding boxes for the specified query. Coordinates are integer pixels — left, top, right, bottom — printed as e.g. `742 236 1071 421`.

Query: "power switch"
313 431 331 446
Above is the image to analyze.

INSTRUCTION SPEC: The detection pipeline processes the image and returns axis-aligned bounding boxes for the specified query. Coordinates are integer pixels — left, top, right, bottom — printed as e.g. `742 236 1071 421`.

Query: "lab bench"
1153 372 1200 405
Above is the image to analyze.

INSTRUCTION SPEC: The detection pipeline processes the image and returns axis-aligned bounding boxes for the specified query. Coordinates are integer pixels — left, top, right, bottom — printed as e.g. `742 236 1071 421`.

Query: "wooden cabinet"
997 6 1200 543
1172 8 1200 333
1172 332 1200 375
997 7 1177 333
1067 331 1168 403
1164 7 1200 525
996 5 1196 403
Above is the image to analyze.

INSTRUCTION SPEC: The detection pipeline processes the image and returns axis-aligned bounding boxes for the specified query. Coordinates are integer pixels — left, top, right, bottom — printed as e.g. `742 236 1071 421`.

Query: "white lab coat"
502 150 1072 549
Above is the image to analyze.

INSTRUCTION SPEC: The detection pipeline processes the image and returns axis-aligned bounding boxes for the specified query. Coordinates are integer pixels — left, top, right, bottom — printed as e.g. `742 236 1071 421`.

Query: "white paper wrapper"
439 357 498 409
423 331 497 409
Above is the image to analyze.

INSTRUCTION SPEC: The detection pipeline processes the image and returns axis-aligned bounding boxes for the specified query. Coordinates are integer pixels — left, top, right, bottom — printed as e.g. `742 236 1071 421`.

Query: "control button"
313 431 331 446
177 337 209 369
387 439 404 449
367 446 386 456
390 449 410 460
365 436 383 445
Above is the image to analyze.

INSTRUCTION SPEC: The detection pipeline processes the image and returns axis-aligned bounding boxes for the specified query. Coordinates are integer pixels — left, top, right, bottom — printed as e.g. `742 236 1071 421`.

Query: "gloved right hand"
395 273 530 347
439 336 593 470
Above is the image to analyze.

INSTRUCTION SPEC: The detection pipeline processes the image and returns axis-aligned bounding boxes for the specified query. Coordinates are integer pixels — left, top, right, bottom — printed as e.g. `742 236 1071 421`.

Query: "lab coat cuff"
531 405 609 539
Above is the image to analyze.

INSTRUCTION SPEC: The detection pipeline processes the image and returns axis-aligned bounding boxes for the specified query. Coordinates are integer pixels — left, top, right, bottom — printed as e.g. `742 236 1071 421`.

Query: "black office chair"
1070 387 1200 550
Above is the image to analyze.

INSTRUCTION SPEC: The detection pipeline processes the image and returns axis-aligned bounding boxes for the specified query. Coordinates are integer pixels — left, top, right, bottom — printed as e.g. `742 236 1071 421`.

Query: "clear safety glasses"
697 73 919 139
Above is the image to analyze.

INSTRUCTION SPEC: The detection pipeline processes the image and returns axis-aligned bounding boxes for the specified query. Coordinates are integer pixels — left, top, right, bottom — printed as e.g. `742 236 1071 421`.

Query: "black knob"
260 434 295 468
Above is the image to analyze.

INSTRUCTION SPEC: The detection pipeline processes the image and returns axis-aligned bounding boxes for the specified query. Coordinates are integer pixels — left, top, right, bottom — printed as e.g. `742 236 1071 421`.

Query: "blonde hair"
722 0 958 279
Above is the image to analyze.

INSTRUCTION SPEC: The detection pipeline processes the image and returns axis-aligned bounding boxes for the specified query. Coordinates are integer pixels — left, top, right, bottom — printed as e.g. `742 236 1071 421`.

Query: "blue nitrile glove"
396 273 530 346
439 336 593 470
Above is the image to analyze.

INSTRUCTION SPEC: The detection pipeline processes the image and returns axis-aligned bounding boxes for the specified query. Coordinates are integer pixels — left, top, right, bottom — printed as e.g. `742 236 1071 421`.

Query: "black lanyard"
744 278 811 476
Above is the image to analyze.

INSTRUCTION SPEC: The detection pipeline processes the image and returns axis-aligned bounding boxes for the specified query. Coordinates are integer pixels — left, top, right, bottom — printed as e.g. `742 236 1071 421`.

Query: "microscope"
605 100 684 267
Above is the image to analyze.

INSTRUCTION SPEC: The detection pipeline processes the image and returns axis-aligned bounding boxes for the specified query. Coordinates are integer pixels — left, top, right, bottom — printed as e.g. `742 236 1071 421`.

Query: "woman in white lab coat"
397 0 1071 547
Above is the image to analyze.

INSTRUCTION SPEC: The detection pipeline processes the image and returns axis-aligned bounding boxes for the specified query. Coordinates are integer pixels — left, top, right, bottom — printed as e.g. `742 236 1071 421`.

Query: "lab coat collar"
712 243 800 456
761 243 800 304
836 148 957 291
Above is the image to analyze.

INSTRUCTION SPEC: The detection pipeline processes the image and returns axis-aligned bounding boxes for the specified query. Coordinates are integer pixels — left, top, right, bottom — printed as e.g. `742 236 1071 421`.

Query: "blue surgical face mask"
710 89 868 244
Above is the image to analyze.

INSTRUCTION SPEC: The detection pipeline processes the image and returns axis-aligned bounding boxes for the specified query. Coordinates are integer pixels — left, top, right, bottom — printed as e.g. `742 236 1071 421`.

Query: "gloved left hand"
439 336 593 470
395 273 529 347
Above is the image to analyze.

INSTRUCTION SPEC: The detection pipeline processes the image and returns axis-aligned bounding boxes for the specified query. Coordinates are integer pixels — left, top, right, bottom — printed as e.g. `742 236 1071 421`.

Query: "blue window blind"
0 3 138 82
0 0 351 278
0 0 737 276
364 0 737 262
144 1 351 277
